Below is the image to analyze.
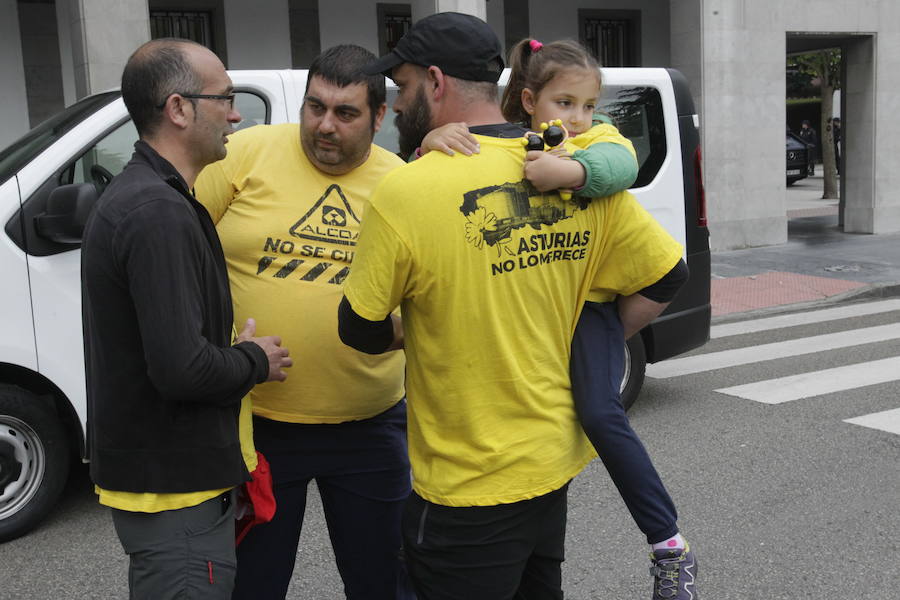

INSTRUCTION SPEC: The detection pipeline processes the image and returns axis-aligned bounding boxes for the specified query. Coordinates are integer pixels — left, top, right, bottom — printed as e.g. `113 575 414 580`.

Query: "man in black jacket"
799 119 818 176
81 38 291 599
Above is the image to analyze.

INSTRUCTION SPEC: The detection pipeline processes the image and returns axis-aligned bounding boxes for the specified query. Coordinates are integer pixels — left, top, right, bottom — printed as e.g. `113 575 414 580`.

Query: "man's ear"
426 66 447 101
372 102 387 133
162 94 192 130
521 88 537 116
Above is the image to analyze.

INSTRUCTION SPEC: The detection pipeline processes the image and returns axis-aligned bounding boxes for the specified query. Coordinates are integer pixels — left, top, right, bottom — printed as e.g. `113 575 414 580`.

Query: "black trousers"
402 485 569 600
233 401 412 600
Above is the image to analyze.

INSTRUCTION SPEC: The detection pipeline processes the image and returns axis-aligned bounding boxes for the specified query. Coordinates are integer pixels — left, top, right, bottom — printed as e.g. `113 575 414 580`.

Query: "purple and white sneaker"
649 541 697 599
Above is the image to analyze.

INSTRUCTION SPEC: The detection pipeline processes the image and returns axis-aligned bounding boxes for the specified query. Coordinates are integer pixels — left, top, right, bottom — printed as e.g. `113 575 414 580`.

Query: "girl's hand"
420 122 480 156
547 147 572 159
524 151 587 192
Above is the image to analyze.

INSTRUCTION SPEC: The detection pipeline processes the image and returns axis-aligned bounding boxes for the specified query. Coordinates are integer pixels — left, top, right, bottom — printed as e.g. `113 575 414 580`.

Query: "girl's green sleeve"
571 142 639 198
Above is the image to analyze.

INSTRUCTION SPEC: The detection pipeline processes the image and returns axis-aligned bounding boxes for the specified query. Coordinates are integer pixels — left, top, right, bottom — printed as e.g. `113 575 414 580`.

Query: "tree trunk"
820 85 839 199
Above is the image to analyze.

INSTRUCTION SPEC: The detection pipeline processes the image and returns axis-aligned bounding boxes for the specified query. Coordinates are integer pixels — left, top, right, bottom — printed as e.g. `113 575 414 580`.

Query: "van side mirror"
33 183 99 244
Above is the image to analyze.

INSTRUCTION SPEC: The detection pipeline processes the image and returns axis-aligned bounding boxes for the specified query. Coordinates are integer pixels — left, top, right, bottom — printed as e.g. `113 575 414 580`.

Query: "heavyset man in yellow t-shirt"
195 45 411 599
338 12 685 599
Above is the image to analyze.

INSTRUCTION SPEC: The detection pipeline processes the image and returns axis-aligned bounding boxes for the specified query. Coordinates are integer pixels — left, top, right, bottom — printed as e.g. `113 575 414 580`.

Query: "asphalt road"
2 298 898 599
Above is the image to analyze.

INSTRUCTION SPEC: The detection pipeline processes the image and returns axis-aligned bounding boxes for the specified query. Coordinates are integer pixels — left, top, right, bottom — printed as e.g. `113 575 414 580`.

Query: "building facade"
2 0 898 250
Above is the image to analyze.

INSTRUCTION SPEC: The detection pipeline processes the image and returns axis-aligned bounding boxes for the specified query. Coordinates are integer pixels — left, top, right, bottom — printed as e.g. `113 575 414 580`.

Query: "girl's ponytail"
501 38 538 125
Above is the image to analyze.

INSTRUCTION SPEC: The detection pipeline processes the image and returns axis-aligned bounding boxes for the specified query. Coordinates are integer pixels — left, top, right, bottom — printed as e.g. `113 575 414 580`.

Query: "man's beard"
395 85 432 159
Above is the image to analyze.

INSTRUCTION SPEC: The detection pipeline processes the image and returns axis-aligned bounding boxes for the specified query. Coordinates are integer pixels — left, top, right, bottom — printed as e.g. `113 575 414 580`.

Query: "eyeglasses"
156 93 236 109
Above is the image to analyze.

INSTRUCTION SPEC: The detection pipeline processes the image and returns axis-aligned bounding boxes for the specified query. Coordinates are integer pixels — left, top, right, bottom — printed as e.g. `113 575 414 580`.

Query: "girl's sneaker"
649 541 697 599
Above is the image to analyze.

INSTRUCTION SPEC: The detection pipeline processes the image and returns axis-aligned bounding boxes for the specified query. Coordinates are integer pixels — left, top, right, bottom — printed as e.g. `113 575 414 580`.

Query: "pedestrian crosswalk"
646 299 900 436
715 356 900 404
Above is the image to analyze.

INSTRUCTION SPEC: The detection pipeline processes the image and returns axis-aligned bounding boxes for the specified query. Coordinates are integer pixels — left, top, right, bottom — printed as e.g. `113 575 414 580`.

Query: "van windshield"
0 92 120 186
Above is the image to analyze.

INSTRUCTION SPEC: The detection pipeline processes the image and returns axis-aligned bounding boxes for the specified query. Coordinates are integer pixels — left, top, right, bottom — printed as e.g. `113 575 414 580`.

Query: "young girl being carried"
421 38 698 600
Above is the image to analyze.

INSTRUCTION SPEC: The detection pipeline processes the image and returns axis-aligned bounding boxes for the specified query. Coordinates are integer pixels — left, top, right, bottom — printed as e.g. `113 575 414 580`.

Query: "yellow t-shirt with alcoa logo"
196 123 406 423
343 133 682 507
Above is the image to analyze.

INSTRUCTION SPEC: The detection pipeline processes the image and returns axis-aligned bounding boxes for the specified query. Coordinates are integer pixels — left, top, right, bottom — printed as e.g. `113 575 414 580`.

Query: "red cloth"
234 451 277 546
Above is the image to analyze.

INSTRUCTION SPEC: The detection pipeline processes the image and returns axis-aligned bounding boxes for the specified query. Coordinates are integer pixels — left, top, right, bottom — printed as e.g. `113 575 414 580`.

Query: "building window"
150 10 213 49
377 4 411 57
579 9 641 67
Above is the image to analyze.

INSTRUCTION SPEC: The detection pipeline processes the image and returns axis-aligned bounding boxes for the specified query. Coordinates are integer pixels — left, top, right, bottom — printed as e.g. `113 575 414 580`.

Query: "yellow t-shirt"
96 394 257 512
567 124 678 303
343 134 682 507
195 123 406 423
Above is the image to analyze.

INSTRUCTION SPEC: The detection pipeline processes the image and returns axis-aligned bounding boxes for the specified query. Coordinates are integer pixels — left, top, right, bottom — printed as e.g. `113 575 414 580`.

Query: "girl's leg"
570 301 678 544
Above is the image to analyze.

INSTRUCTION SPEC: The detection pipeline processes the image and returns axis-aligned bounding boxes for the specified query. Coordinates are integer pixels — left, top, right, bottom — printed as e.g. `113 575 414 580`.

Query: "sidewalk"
710 169 900 321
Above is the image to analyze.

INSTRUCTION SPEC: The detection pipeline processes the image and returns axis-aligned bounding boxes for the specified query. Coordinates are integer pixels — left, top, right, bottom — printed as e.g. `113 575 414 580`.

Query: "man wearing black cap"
338 11 683 599
363 11 505 159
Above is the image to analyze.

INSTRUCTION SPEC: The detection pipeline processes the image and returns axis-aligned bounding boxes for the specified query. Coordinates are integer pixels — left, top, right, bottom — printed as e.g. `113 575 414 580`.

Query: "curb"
711 281 900 325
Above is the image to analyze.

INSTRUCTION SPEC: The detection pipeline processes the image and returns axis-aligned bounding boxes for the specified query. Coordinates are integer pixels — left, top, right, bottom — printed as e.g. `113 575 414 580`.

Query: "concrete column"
69 0 150 98
18 1 66 126
485 0 505 52
224 0 291 69
411 0 487 23
669 0 703 113
841 36 876 233
0 0 30 148
870 11 900 233
56 0 77 106
702 0 787 250
503 0 528 55
288 0 320 67
319 0 379 52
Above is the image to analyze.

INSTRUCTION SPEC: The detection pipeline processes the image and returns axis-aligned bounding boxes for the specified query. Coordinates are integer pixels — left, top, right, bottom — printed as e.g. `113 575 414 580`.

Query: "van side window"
373 89 401 156
233 91 269 131
67 91 270 185
601 86 666 188
10 91 271 257
69 120 137 186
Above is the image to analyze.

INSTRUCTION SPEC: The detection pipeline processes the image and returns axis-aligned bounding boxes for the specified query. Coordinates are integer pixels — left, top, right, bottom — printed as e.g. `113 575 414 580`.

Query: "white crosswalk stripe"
715 356 900 404
843 408 900 435
710 299 900 339
646 323 900 378
649 299 900 436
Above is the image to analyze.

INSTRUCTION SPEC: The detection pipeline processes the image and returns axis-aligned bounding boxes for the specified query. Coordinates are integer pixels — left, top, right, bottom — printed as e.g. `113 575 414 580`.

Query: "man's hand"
236 318 292 382
421 122 480 156
524 151 586 192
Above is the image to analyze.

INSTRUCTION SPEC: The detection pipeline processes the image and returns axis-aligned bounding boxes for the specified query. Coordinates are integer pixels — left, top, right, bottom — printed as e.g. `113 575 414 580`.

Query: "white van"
0 68 709 541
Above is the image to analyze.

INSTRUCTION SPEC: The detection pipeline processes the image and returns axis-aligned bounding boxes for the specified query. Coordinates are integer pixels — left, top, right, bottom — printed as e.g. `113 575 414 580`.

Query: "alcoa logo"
322 206 346 227
289 184 360 246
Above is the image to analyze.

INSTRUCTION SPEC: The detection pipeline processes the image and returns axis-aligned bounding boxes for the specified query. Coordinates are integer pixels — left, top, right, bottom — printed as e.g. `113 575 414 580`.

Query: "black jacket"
82 141 268 493
798 127 818 148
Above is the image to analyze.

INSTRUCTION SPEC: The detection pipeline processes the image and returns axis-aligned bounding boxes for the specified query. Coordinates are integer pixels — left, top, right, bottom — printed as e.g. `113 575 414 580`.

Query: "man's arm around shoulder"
619 259 689 339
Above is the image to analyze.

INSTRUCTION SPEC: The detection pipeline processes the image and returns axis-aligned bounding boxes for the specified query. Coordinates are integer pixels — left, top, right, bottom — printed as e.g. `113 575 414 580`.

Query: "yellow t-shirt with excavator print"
196 123 406 424
343 131 682 507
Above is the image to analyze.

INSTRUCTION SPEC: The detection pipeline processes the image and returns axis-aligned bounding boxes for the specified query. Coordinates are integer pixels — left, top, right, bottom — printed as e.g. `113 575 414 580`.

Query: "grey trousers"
110 489 236 600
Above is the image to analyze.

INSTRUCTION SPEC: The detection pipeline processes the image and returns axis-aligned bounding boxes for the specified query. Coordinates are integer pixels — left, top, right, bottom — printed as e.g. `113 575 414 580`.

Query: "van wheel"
0 385 70 542
620 336 647 412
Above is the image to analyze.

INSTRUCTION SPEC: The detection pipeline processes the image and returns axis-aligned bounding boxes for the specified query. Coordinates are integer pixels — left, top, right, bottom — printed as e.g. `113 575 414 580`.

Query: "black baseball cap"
363 12 504 83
